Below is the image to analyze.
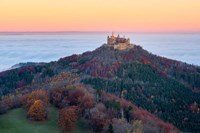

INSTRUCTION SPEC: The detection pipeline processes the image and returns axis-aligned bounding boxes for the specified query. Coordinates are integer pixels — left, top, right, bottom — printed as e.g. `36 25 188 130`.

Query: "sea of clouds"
0 32 200 72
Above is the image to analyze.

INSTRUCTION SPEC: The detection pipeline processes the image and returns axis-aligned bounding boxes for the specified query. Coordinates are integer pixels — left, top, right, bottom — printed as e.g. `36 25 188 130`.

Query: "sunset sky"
0 0 200 32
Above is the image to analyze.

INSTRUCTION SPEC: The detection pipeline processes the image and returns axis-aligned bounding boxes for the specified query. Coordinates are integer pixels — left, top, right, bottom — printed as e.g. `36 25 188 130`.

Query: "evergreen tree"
108 123 114 133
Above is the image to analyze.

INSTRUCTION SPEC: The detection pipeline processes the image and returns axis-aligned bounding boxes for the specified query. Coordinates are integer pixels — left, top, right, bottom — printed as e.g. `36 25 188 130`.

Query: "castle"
107 32 130 45
107 33 133 50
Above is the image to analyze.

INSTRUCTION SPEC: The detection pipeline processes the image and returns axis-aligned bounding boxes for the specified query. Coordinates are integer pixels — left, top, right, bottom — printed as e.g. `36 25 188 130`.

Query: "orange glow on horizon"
0 0 200 32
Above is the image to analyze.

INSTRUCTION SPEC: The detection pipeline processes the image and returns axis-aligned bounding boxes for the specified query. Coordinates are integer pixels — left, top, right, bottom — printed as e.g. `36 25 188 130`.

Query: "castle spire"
111 32 115 38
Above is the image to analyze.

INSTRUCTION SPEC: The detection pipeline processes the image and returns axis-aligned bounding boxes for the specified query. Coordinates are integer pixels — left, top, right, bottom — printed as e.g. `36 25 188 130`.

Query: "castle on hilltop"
107 33 133 50
107 32 130 45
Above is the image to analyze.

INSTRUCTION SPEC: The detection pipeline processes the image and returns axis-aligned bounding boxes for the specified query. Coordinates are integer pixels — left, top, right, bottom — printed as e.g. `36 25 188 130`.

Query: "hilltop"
0 35 200 132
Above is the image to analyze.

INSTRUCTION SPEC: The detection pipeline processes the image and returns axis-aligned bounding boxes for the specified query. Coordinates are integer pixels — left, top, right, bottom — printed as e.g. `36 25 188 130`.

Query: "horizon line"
0 31 200 34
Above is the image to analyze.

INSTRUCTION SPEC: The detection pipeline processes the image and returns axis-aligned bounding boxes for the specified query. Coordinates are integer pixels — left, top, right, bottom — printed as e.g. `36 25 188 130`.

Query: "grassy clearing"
0 107 91 133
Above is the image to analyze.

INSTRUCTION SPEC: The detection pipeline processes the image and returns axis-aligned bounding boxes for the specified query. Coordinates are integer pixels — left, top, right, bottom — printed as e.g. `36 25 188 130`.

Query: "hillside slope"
61 44 200 132
0 43 199 132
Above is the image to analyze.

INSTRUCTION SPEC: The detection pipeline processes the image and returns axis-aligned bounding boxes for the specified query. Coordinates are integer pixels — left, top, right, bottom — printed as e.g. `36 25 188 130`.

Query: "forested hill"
0 43 200 132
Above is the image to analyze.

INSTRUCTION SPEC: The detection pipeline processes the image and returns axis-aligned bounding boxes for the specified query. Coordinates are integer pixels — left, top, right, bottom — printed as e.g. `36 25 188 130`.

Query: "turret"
107 36 110 44
111 32 115 39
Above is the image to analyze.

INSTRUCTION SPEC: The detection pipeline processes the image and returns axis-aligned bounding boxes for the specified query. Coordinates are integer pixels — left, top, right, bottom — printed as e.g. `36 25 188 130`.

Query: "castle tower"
107 36 109 44
111 32 115 39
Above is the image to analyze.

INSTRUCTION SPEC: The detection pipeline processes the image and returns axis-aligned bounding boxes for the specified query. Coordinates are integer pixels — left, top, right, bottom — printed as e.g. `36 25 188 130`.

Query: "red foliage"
123 52 135 61
159 71 168 77
50 88 65 107
141 57 151 65
120 99 131 109
130 106 178 133
90 103 109 132
77 58 100 74
77 58 121 78
68 89 85 105
18 66 35 73
16 79 26 88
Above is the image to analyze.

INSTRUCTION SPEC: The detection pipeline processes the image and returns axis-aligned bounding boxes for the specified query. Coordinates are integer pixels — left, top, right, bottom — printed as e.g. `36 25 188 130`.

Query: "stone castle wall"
113 43 134 50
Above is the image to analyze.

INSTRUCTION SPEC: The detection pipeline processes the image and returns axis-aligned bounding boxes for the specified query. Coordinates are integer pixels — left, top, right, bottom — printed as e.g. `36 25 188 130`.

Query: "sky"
0 0 200 32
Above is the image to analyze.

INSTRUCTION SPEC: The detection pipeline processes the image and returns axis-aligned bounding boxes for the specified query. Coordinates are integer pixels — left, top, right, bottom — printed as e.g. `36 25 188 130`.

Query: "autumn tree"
90 103 109 132
68 89 85 105
81 94 94 109
27 100 47 121
25 90 49 109
58 106 78 131
50 88 67 108
79 94 94 116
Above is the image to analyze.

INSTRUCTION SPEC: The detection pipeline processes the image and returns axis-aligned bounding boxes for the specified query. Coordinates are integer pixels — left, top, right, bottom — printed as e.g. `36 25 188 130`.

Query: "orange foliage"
27 100 47 121
25 90 49 109
80 94 94 109
58 106 78 131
